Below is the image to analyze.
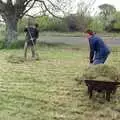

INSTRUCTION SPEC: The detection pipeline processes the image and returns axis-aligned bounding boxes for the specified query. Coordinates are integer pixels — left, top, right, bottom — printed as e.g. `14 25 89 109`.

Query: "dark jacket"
24 26 39 40
89 35 110 63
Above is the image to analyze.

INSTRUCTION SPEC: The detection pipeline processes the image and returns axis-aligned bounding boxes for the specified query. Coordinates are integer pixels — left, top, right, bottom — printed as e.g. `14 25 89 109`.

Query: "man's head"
35 23 39 28
85 29 94 35
85 29 96 39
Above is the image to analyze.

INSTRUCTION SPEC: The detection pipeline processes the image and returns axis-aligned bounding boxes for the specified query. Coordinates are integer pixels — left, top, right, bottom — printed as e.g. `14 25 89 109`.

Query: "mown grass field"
0 43 120 120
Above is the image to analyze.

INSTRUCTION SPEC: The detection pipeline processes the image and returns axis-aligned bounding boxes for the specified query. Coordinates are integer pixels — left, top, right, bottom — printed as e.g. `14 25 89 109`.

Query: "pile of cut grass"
77 64 120 82
6 54 25 64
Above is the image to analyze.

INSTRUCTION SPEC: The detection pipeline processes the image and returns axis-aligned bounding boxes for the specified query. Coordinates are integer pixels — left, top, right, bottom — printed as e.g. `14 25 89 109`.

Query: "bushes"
64 14 93 32
36 16 68 32
18 15 95 33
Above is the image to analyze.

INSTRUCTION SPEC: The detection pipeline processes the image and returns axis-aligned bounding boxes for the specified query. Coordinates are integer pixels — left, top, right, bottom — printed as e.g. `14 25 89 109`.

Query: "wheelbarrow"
85 80 120 101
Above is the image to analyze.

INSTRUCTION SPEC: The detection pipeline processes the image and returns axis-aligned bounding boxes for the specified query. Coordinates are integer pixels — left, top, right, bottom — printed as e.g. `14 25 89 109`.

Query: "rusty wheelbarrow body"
85 80 120 101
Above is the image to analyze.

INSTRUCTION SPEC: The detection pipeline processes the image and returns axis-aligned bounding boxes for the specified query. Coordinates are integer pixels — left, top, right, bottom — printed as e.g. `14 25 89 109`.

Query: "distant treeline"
17 11 120 33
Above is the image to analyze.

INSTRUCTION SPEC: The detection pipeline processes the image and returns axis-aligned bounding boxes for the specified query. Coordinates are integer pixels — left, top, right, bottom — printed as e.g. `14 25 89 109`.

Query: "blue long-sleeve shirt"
89 35 110 62
24 27 39 40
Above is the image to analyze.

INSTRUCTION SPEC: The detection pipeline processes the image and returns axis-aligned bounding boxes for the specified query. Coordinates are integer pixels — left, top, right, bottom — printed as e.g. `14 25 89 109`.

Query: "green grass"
39 32 84 37
0 31 119 49
39 31 120 38
0 44 120 120
19 32 120 38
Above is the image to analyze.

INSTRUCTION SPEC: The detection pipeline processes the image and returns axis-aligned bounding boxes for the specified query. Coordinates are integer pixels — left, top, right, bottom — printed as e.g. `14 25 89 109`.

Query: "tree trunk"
5 17 18 47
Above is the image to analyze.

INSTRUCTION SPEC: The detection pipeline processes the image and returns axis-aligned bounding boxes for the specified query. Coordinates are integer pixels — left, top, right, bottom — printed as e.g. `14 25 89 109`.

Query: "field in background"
39 32 120 37
1 31 117 50
0 31 120 48
0 43 120 120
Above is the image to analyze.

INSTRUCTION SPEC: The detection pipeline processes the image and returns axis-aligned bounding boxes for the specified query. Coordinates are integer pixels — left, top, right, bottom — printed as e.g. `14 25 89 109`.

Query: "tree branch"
25 14 35 18
20 0 36 17
47 0 65 15
23 0 36 16
7 0 13 6
0 0 4 4
24 0 32 7
36 0 63 19
47 0 63 11
0 0 6 12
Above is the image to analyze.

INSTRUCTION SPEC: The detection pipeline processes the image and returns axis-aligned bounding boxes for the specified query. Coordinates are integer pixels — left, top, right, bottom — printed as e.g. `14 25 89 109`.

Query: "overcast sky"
29 0 120 16
2 0 120 10
2 0 120 16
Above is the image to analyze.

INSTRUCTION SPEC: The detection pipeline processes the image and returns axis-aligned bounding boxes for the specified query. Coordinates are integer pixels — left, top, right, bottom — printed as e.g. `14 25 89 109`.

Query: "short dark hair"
85 29 94 35
85 29 93 33
35 23 39 28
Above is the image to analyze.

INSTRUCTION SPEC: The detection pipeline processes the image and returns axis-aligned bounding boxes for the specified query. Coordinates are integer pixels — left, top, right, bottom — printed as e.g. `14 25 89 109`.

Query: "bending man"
85 29 110 65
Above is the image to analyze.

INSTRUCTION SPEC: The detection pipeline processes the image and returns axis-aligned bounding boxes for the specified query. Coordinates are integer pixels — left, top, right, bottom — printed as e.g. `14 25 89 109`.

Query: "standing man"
85 29 110 65
24 23 39 59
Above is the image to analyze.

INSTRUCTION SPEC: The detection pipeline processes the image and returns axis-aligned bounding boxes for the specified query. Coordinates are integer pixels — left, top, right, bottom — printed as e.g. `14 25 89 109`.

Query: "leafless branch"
47 0 65 15
36 0 63 19
0 0 4 5
24 0 32 7
0 0 6 12
25 14 35 18
47 0 64 12
22 0 36 17
7 0 13 6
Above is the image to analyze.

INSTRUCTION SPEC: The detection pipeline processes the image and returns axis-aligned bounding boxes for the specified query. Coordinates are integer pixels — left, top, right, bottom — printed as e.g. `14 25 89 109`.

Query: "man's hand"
90 59 93 64
30 38 34 41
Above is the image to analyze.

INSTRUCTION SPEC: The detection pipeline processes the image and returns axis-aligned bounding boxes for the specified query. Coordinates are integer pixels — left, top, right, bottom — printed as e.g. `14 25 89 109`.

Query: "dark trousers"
24 40 36 59
93 54 109 65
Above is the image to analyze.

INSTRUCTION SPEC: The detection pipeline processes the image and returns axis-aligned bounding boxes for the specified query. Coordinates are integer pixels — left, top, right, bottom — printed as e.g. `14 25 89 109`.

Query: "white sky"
2 0 120 16
2 0 120 11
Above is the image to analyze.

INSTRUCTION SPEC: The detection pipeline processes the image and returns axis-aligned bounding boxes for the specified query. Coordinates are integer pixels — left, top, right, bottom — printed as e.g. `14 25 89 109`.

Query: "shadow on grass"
39 41 71 48
0 40 79 50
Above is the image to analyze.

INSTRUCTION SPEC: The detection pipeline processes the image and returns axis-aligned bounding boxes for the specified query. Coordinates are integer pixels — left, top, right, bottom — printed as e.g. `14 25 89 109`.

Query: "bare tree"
99 4 116 21
73 0 96 31
0 0 72 47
